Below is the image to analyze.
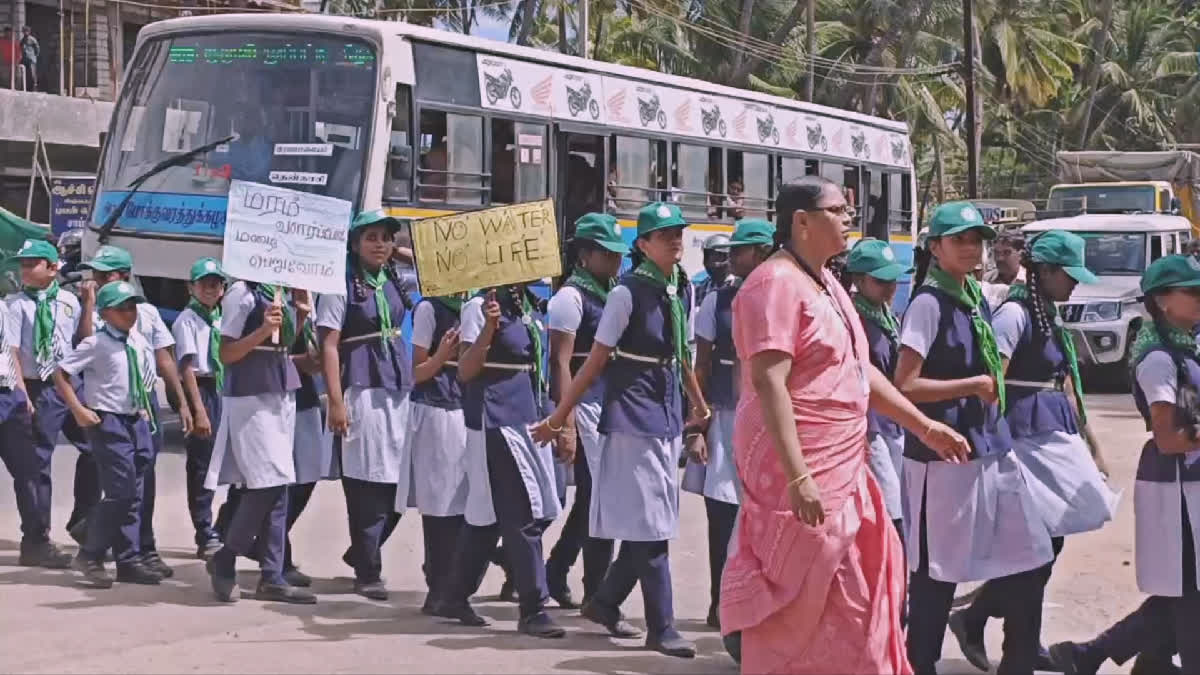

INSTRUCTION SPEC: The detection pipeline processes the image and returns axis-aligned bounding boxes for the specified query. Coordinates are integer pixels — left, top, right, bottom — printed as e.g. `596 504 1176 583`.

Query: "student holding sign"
435 285 564 638
204 277 315 605
533 202 711 659
543 213 628 608
317 210 414 602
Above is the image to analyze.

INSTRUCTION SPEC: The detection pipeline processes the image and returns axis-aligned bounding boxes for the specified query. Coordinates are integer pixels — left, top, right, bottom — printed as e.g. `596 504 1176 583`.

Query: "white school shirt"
95 303 174 352
547 286 584 335
0 301 17 388
1135 351 1200 467
172 305 219 375
6 288 81 379
59 327 156 415
694 291 719 343
220 282 257 339
316 294 348 333
990 301 1030 360
411 300 437 350
899 292 941 358
594 285 695 347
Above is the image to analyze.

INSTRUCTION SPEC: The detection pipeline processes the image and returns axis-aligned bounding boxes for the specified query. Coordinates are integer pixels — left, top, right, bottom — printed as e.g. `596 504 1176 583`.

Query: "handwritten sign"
49 177 96 235
222 180 351 295
411 199 561 296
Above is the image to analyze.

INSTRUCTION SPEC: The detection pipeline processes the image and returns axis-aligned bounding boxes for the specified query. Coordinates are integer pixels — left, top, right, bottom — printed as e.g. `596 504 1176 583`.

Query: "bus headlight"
1080 302 1121 322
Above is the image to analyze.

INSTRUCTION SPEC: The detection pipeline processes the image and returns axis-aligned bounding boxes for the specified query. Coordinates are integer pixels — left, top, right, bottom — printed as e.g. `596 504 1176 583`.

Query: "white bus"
85 13 917 315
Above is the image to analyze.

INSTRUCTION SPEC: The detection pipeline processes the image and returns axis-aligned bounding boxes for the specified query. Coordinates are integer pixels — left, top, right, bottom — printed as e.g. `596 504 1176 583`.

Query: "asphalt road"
0 394 1152 674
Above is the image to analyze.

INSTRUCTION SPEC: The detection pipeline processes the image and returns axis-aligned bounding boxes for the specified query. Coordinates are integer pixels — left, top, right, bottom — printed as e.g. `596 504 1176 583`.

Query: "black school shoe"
948 609 990 672
72 553 114 588
205 558 239 603
518 612 566 638
580 600 643 638
19 540 73 569
255 580 317 604
196 538 223 561
1048 642 1103 675
646 627 696 658
116 560 164 585
354 580 389 601
140 551 174 579
284 567 312 588
433 600 489 627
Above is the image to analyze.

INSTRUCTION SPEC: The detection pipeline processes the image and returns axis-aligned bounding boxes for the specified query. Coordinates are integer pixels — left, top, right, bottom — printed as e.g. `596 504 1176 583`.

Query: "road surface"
0 394 1153 673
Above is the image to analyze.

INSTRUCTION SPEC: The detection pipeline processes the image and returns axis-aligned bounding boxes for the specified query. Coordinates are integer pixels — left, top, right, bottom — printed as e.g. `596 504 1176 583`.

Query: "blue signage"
49 177 96 235
92 190 229 236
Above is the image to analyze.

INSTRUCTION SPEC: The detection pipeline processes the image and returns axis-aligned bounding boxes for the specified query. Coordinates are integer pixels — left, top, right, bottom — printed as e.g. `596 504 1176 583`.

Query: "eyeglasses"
809 204 855 217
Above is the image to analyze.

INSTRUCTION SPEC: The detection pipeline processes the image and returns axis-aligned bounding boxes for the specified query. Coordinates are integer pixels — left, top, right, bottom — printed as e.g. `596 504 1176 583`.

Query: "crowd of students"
1 181 1198 673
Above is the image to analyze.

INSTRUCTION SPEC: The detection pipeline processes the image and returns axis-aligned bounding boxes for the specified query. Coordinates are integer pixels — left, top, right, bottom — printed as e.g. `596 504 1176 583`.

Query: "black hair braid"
910 245 933 297
383 263 414 310
1021 250 1053 339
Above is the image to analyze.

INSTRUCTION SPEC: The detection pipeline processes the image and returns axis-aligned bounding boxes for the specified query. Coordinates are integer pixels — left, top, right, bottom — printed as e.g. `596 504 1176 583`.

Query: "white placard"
269 171 328 186
274 143 334 156
222 180 351 295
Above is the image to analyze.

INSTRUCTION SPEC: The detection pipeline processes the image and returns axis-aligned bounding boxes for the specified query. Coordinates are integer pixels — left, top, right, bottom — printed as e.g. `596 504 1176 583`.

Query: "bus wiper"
97 134 237 243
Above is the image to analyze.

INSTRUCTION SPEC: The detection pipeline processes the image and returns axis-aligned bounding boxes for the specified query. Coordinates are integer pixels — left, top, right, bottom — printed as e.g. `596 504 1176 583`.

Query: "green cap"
82 244 134 272
573 213 630 254
351 209 401 233
928 201 996 240
729 219 775 248
189 257 227 282
636 202 687 237
1141 254 1200 295
96 280 145 309
846 239 910 281
1029 230 1098 284
13 239 59 263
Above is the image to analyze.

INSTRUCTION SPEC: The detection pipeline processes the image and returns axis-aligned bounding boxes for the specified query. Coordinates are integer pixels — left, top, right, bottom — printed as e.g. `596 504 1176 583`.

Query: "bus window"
844 166 863 231
671 142 710 219
889 173 910 234
866 169 886 240
490 119 548 204
560 133 605 233
383 84 413 202
418 109 486 205
806 159 819 176
821 161 844 185
779 156 806 184
728 150 769 219
707 148 724 218
609 135 663 213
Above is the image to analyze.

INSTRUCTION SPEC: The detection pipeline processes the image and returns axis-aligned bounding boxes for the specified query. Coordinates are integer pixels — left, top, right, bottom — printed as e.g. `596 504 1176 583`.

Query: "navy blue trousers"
26 378 90 538
704 497 738 613
185 379 222 546
342 477 398 584
545 441 614 601
216 482 313 570
0 388 41 545
139 397 165 553
422 514 465 603
592 539 675 637
445 428 551 619
81 412 153 565
907 487 1045 675
218 485 288 585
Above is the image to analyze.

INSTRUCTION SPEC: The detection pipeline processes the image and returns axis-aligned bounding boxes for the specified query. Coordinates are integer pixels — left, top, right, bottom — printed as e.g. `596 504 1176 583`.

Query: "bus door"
555 125 608 241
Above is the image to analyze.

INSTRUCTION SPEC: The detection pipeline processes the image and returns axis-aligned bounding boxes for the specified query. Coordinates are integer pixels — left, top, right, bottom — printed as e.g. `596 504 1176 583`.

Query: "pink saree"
722 258 910 675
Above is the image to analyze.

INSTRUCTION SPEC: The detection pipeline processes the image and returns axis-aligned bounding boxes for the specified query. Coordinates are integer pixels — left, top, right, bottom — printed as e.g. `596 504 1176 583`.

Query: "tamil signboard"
49 176 96 236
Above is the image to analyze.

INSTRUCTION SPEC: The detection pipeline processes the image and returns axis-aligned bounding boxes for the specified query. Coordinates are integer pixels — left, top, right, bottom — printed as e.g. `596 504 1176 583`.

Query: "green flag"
0 208 51 296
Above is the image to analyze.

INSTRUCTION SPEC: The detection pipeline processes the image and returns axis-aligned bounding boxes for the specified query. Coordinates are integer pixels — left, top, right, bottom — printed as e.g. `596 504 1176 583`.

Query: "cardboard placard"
222 180 352 295
411 199 561 296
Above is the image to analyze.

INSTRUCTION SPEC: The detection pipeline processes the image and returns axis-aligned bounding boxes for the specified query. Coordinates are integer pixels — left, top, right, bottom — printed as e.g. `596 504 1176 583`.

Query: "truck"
1049 151 1200 235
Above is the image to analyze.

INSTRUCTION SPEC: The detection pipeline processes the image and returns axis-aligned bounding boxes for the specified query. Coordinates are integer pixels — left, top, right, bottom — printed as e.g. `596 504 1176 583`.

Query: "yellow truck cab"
1052 151 1200 235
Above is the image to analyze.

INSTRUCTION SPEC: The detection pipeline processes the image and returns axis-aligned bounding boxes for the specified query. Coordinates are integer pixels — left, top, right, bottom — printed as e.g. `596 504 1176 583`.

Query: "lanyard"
780 246 860 355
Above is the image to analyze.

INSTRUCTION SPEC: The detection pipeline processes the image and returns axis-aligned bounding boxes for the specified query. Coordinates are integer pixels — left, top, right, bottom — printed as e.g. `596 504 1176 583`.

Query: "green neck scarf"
256 283 295 348
632 260 691 368
361 265 393 350
187 298 224 392
1130 321 1200 367
514 289 545 394
853 294 900 344
106 326 157 433
433 294 466 315
566 267 614 302
302 319 317 353
1008 283 1086 424
24 281 59 367
924 265 1007 412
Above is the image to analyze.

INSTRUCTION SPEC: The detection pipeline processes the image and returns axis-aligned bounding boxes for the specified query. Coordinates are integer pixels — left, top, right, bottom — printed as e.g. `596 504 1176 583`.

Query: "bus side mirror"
1171 197 1182 215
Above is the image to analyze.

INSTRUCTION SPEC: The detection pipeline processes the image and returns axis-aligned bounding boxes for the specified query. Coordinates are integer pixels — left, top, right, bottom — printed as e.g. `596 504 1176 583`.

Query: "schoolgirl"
534 202 710 658
7 239 83 569
57 281 159 587
1052 254 1200 674
543 213 628 609
435 283 563 638
895 202 1054 675
79 244 192 580
172 257 228 560
408 289 467 614
204 277 315 605
681 217 773 629
949 230 1118 671
318 209 413 601
844 238 910 539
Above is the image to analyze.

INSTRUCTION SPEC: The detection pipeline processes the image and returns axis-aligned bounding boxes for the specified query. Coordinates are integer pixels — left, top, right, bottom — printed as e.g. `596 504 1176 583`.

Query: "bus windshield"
96 31 377 236
1047 185 1156 214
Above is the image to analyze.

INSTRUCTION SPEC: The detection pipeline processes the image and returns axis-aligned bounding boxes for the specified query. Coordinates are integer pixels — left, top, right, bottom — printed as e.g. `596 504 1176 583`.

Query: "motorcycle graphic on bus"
638 94 667 129
757 114 780 145
566 83 601 120
484 68 522 108
891 137 907 163
702 105 727 137
851 130 870 159
806 122 829 152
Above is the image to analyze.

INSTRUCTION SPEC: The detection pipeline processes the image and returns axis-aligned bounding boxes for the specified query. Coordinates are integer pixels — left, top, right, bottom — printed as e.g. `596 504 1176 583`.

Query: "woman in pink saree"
721 177 970 675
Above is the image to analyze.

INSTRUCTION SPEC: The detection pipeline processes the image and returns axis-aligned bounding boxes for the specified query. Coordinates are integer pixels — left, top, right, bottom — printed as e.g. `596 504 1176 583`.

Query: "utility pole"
805 0 815 101
579 0 589 58
962 0 978 198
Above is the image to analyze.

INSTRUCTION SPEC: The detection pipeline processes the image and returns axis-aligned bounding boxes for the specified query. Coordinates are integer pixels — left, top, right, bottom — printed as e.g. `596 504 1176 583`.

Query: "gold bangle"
787 472 812 488
544 418 564 433
694 407 712 421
